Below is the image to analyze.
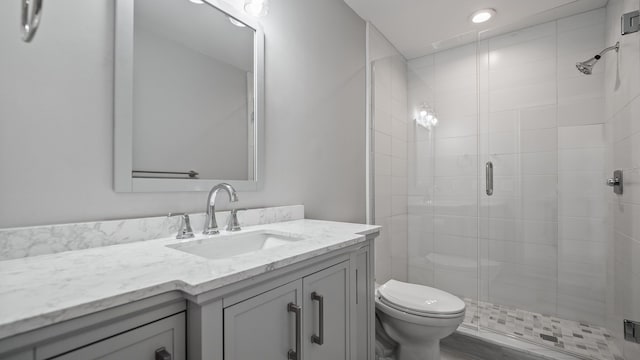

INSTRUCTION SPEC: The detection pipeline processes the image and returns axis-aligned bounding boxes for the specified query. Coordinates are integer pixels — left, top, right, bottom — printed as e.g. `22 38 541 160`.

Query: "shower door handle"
486 161 493 196
21 0 43 42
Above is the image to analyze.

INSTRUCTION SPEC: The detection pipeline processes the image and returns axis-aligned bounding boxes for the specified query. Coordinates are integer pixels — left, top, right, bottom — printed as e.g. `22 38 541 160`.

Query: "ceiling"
344 0 608 59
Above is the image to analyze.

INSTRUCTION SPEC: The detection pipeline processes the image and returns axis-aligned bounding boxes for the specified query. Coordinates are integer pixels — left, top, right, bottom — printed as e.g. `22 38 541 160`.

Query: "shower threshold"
456 298 624 360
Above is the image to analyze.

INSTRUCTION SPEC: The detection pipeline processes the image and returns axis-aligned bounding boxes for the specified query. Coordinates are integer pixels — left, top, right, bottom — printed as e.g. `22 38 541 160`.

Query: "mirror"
114 0 264 192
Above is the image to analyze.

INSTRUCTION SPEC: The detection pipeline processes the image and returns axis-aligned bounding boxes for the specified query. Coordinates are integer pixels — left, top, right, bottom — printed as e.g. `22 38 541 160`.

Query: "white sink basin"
166 230 305 260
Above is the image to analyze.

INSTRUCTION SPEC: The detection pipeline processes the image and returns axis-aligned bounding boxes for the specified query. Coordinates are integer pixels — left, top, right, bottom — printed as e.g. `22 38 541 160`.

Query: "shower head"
576 57 598 75
576 42 619 75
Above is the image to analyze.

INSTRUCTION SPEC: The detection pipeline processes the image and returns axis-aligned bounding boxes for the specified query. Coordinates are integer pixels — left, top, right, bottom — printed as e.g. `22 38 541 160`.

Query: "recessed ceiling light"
189 0 204 4
471 9 496 24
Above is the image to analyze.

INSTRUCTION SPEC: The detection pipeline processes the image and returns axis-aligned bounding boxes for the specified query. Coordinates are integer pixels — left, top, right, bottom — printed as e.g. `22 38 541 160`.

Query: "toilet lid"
378 280 465 316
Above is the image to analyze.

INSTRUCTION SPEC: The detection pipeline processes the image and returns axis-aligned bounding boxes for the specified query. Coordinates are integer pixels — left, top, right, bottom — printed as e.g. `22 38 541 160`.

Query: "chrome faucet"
203 183 238 235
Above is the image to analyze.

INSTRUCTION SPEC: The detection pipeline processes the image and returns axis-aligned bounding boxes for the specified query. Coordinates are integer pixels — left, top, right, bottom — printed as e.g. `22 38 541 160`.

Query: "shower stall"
370 5 631 360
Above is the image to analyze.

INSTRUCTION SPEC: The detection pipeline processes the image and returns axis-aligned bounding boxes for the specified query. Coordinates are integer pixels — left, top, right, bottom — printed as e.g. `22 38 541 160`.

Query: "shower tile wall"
370 25 409 284
604 0 640 359
407 8 609 326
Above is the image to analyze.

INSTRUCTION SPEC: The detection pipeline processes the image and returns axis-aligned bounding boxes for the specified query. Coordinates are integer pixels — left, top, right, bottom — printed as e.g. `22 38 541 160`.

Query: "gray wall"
0 0 366 228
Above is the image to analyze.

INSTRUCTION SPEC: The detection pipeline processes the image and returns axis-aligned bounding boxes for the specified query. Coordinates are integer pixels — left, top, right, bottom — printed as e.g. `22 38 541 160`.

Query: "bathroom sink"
166 230 304 260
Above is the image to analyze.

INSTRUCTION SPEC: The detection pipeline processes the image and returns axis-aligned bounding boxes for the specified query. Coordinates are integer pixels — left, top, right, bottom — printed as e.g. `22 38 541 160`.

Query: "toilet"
375 280 466 360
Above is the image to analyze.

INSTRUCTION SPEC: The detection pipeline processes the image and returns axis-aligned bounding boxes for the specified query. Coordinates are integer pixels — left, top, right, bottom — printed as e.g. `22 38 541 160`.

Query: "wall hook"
21 0 43 42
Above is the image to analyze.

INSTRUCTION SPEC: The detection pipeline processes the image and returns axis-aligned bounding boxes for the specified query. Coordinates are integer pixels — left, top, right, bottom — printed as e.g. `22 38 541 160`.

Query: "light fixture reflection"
244 0 269 17
189 0 205 4
416 105 438 128
229 17 246 27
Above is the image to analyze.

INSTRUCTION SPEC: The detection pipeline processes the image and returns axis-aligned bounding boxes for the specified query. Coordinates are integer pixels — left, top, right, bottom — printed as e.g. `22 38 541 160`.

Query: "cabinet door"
51 312 185 360
303 261 350 360
224 280 303 360
355 249 371 360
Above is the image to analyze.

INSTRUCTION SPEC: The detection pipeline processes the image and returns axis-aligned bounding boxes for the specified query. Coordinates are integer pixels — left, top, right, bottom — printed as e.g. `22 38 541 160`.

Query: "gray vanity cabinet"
302 261 350 360
50 313 185 360
223 280 303 360
354 248 373 360
223 261 351 360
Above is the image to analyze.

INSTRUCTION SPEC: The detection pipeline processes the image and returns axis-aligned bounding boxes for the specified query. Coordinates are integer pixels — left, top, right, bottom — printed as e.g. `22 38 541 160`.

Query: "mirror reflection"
131 0 255 181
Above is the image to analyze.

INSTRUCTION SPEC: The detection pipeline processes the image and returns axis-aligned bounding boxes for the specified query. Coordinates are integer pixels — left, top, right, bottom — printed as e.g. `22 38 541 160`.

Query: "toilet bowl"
375 280 465 360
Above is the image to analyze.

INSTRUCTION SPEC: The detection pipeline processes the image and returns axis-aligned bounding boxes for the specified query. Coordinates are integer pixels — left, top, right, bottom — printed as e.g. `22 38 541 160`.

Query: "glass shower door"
406 40 481 331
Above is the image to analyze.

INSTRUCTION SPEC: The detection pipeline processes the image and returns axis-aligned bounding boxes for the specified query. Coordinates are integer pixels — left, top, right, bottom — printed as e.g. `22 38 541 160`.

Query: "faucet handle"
227 208 247 232
168 213 195 239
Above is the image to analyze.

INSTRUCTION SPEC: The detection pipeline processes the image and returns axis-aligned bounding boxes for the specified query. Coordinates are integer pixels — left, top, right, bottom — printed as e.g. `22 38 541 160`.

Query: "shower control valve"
606 170 623 195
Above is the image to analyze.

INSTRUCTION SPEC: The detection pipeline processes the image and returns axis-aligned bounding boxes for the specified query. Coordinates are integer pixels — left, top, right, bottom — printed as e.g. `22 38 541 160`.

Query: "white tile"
557 22 607 60
489 26 556 65
391 157 407 177
391 257 408 281
433 176 478 199
373 104 392 135
434 155 477 177
489 58 556 91
490 20 554 45
374 153 391 176
559 171 607 196
434 215 478 238
557 8 605 33
521 128 557 153
614 136 632 170
558 148 606 171
521 152 558 175
391 137 407 159
520 106 557 130
559 196 608 218
558 124 606 149
435 136 478 156
434 268 478 299
375 130 392 155
488 132 518 154
489 81 557 113
488 239 557 267
391 119 407 141
392 98 407 122
558 96 606 127
487 110 518 133
559 216 608 243
391 195 407 216
374 175 391 218
558 73 605 104
559 239 607 266
391 176 407 196
434 234 478 259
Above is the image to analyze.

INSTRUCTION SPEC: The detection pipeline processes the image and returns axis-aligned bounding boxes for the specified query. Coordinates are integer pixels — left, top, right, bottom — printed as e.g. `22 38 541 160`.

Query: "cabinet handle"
311 292 324 345
486 161 493 196
155 347 172 360
287 303 301 360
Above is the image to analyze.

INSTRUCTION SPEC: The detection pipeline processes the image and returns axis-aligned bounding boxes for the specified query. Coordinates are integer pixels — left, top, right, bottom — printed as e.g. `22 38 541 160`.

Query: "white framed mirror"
114 0 264 192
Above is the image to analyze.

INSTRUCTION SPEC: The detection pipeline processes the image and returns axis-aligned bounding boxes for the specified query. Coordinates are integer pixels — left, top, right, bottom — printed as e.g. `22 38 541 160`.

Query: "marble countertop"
0 219 379 340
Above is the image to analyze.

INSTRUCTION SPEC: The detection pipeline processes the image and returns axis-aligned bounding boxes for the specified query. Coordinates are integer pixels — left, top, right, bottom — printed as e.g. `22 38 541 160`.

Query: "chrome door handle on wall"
607 170 623 195
287 303 301 360
486 161 494 196
21 0 43 42
311 292 324 345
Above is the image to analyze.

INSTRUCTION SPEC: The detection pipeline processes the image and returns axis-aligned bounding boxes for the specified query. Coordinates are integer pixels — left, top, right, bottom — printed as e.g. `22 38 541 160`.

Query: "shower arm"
595 42 620 59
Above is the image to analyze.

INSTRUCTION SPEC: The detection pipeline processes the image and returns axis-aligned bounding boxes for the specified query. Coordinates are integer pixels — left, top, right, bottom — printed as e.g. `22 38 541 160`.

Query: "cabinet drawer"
50 313 185 360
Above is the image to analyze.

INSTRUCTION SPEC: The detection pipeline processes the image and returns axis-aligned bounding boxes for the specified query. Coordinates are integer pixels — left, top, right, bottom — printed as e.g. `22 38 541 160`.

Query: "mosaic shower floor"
462 299 624 360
